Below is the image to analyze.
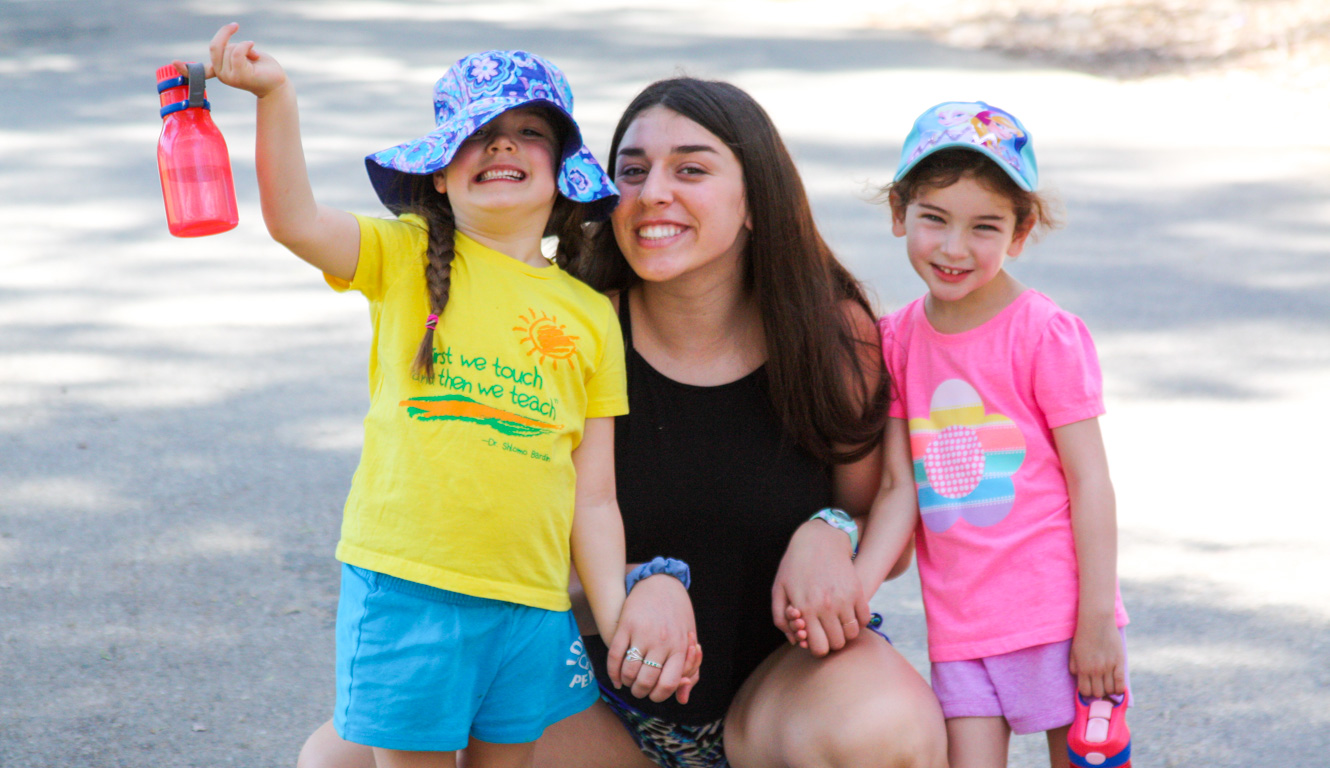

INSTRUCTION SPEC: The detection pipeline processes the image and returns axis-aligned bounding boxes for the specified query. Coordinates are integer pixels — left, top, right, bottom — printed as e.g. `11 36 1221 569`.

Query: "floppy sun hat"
366 50 618 219
894 101 1038 191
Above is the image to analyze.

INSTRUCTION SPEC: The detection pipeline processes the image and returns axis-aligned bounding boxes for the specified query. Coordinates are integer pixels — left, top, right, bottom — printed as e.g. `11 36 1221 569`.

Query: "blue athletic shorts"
334 564 598 751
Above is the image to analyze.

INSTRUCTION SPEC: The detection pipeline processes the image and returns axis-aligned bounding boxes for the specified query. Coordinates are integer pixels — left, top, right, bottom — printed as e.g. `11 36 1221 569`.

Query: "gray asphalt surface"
2 1 1328 766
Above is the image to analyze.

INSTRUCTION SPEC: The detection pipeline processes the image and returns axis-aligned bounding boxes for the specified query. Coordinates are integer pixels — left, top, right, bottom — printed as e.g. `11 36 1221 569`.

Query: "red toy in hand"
1067 693 1131 767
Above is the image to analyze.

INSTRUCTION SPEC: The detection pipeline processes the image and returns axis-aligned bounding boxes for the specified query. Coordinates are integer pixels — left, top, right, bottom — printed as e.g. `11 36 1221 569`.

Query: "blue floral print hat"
894 101 1038 191
366 50 618 219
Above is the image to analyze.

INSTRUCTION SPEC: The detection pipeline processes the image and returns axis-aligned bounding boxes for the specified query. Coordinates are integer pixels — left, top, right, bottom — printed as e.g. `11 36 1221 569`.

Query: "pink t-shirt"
880 290 1128 662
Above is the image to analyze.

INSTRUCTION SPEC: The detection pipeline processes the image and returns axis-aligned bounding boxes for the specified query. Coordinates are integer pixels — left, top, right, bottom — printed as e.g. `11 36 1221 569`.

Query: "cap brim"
894 140 1036 192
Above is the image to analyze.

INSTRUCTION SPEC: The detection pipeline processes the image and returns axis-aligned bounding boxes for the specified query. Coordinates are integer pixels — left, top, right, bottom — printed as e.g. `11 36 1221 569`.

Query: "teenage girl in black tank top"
584 297 832 725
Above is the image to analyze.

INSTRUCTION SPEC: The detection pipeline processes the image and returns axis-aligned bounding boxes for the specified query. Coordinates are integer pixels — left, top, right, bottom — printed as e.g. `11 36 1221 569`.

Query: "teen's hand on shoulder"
771 520 869 657
606 574 701 703
175 22 288 99
1069 619 1126 699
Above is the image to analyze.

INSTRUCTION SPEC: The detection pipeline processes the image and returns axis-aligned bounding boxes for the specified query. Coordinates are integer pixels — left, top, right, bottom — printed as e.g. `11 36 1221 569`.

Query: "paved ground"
2 1 1328 766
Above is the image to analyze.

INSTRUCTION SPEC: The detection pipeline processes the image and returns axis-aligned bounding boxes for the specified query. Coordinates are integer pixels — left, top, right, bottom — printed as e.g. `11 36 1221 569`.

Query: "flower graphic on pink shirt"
909 379 1026 532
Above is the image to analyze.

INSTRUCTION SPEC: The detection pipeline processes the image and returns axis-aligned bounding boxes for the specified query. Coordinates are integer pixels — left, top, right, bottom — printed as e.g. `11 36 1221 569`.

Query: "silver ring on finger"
641 658 663 669
625 647 644 663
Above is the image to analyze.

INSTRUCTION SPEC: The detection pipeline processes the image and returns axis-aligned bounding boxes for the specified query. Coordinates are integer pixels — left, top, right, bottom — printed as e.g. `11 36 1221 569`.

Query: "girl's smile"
474 165 528 183
931 263 972 282
635 222 686 242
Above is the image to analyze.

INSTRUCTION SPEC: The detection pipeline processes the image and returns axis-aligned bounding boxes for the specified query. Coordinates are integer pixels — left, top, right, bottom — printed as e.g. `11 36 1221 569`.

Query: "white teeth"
638 224 683 240
479 169 524 182
936 265 966 275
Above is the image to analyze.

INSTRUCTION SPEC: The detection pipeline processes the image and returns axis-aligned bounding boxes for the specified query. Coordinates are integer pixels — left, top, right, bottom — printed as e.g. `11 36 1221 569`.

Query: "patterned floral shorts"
596 614 891 768
598 685 729 768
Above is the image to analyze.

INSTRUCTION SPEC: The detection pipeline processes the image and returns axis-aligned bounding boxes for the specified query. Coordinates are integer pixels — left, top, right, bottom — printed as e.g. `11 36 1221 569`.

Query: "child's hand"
675 632 703 705
772 591 809 646
174 23 288 99
783 605 809 648
1069 620 1126 699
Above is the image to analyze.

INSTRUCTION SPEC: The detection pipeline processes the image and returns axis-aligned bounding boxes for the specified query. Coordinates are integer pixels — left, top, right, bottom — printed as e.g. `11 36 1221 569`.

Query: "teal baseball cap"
894 101 1038 191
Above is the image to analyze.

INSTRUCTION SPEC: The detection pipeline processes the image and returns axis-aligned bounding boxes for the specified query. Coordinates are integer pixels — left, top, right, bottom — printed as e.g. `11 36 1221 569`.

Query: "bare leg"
532 698 656 768
945 717 1009 768
725 634 947 768
463 740 538 768
372 748 457 768
297 700 650 768
1045 725 1071 768
297 721 374 768
375 739 539 768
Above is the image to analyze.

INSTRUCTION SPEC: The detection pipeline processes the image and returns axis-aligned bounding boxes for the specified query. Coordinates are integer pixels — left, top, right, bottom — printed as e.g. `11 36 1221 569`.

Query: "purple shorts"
929 630 1129 735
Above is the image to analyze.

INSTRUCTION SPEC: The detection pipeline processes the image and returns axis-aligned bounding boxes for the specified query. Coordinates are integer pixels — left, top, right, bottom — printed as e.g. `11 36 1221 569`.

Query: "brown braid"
400 175 457 383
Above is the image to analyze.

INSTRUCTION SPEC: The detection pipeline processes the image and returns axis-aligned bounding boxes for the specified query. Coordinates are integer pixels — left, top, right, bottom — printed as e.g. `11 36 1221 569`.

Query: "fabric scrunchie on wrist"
625 557 691 594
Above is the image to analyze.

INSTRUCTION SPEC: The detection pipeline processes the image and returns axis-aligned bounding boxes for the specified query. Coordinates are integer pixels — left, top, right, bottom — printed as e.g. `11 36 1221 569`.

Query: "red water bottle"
156 62 238 237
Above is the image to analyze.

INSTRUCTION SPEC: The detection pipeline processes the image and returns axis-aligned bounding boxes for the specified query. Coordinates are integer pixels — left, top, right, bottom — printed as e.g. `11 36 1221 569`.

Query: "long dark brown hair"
393 114 589 383
574 77 888 464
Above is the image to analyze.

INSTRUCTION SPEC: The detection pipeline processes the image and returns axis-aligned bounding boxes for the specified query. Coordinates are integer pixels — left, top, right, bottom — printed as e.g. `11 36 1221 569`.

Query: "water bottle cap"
158 62 211 118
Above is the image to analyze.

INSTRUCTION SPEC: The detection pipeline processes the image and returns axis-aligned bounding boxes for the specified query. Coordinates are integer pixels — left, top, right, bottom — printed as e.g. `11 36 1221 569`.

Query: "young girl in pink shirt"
854 102 1130 768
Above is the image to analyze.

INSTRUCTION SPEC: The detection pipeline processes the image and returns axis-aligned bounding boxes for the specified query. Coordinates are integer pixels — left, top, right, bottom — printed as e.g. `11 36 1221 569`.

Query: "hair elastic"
424 314 439 330
625 557 691 593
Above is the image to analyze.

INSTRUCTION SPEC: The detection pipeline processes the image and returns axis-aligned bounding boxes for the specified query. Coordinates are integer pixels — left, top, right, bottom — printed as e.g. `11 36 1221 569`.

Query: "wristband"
810 507 859 554
625 557 691 593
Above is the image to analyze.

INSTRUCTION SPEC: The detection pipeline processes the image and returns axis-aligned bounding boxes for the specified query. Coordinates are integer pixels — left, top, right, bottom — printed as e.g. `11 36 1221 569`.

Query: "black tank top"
585 296 833 724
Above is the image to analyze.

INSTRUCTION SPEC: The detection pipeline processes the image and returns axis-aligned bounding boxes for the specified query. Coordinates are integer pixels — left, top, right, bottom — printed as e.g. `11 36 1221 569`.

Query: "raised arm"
180 23 359 280
1056 416 1126 699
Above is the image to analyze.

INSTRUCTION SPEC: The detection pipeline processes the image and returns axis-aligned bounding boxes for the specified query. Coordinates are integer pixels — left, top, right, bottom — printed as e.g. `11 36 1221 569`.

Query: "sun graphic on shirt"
514 309 579 369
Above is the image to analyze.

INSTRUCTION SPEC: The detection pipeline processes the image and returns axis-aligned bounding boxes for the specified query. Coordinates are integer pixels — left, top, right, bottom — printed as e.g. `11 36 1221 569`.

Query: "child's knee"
296 721 375 768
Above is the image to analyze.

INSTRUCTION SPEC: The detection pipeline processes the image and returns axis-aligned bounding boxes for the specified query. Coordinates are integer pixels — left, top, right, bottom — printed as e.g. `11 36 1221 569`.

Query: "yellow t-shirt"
327 213 628 611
